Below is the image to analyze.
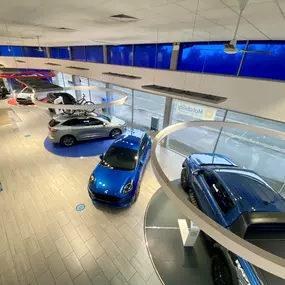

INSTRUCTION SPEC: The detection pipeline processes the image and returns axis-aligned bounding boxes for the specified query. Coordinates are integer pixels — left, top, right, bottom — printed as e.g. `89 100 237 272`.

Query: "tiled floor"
0 100 184 285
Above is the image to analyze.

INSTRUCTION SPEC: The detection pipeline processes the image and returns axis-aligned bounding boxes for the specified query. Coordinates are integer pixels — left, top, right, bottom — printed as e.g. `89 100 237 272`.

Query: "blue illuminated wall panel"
58 47 70 59
50 47 58 58
134 44 156 68
86 46 104 63
156 44 172 69
22 46 47 58
239 41 285 80
107 45 133 66
134 44 172 69
178 42 245 75
71 46 86 61
0 46 22 56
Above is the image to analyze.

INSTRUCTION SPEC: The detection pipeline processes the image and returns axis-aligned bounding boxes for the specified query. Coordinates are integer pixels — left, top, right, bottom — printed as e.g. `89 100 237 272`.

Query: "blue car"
181 153 285 285
88 129 151 208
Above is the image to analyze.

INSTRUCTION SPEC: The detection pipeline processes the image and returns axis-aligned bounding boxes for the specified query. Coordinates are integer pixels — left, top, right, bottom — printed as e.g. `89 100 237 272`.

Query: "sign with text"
176 101 217 120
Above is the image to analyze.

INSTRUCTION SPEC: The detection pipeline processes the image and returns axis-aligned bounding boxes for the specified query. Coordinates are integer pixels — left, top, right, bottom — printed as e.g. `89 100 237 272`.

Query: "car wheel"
211 255 233 285
181 167 190 192
60 135 76 147
110 128 122 139
83 101 95 113
63 109 75 115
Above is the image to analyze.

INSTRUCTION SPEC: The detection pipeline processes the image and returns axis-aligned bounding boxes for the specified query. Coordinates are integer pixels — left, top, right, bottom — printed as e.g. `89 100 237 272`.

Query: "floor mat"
0 108 21 126
44 137 115 158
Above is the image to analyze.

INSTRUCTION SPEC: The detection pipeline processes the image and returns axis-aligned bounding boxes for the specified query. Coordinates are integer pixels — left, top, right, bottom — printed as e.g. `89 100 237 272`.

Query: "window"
168 99 225 156
201 171 235 214
49 119 59 127
50 47 58 58
89 118 104 126
101 147 138 171
240 41 285 80
107 45 133 66
215 111 285 193
177 42 245 75
22 46 47 58
71 46 86 61
0 46 22 56
62 119 87 127
86 46 104 63
133 90 165 131
133 44 173 69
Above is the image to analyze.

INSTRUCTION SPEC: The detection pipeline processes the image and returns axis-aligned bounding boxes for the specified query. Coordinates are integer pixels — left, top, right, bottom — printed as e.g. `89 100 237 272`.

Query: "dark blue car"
181 153 285 285
88 129 151 208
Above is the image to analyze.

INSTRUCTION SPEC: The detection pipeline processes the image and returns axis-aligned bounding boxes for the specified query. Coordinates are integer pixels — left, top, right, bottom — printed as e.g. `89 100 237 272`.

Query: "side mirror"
192 169 201 176
139 160 143 166
99 154 104 160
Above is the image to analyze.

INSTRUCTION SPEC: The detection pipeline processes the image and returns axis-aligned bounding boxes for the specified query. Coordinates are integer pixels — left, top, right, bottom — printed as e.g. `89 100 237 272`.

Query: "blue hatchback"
88 129 152 208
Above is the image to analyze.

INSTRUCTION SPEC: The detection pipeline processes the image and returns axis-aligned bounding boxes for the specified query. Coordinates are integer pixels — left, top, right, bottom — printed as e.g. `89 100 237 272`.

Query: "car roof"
191 153 236 167
112 129 146 150
213 168 285 212
54 113 104 122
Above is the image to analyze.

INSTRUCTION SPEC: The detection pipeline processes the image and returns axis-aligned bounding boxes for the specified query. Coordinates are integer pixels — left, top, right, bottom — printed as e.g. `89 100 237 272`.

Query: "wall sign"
176 101 217 120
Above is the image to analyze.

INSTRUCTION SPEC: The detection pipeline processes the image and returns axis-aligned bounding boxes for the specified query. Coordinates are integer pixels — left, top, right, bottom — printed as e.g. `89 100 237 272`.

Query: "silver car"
48 113 127 146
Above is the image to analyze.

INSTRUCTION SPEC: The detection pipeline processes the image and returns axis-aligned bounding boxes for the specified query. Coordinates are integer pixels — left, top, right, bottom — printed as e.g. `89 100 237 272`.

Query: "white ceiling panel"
0 0 284 46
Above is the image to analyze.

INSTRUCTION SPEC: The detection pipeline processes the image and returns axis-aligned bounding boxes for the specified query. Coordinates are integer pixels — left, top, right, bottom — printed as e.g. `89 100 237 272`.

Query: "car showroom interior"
0 0 285 284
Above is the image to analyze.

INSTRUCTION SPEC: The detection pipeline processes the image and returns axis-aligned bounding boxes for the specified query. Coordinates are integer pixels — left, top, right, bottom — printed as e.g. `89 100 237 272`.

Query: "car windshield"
101 146 137 171
22 87 32 93
98 114 111 122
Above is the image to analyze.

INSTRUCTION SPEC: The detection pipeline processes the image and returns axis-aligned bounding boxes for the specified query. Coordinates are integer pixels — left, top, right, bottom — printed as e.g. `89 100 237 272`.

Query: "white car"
16 87 48 105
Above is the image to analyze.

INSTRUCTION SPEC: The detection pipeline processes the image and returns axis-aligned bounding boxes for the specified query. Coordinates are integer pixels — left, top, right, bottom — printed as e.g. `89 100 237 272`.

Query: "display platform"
145 187 213 285
44 137 114 158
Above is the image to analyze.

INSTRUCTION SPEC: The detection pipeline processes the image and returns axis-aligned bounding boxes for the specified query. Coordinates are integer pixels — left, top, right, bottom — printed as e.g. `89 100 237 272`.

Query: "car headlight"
123 180 133 194
89 174 95 184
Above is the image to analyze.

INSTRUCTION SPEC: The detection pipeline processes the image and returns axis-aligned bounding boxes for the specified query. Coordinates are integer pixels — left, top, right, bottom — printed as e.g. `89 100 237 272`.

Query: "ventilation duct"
142 85 227 104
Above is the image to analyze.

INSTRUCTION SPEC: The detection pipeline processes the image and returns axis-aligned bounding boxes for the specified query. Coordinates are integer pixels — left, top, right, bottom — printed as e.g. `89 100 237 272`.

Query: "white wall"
1 56 285 123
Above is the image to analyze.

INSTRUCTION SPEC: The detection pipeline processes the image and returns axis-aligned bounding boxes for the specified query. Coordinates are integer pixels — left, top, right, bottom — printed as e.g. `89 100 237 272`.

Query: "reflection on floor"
0 99 171 285
145 190 213 285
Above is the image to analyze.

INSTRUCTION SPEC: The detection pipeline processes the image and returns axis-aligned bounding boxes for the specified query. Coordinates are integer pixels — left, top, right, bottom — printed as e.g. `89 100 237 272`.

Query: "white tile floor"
0 100 185 285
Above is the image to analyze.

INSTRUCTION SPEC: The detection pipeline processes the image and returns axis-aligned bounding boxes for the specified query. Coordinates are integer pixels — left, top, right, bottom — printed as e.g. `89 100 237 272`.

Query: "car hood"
91 164 135 196
110 116 125 125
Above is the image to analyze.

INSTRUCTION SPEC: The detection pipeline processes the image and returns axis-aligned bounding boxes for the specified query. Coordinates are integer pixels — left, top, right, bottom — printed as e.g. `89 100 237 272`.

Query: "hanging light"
37 36 43 52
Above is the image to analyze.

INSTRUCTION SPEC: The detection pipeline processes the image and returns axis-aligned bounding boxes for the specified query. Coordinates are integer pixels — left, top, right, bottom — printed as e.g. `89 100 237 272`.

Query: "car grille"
91 192 121 203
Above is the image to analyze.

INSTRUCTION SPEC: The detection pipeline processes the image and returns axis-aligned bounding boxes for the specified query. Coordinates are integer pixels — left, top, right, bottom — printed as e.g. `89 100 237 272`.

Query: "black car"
0 86 9 99
47 92 76 112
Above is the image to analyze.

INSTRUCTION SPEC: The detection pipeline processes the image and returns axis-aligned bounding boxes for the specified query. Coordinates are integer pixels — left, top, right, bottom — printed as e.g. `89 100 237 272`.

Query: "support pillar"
170 43 180 70
161 97 173 147
72 75 81 100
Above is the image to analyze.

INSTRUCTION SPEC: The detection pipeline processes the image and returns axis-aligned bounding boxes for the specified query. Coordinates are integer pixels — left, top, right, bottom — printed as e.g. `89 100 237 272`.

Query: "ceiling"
1 0 285 46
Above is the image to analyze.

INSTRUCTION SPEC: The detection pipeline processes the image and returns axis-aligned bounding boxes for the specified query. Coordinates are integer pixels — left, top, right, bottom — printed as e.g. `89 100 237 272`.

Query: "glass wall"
215 112 285 192
50 47 70 59
0 46 22 56
107 45 133 66
86 46 104 63
22 46 47 58
133 90 165 131
177 42 245 75
71 46 86 61
168 99 226 156
111 85 132 124
239 41 285 80
133 43 172 69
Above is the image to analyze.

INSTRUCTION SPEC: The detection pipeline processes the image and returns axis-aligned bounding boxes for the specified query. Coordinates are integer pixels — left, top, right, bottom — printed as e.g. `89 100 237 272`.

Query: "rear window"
49 119 60 127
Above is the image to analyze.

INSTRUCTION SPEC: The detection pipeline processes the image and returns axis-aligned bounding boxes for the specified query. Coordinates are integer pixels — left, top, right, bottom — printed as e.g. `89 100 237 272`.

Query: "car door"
88 118 107 138
64 118 90 140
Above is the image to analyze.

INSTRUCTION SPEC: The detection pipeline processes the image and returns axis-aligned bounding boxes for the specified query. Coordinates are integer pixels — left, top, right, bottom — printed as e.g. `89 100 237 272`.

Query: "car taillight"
50 129 58 133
